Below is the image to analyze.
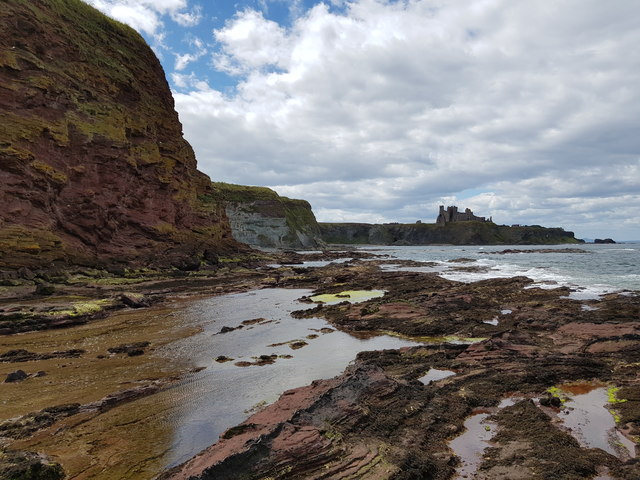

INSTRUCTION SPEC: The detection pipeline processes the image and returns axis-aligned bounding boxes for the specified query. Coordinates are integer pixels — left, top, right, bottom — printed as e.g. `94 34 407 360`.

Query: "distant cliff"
0 0 242 270
213 183 324 249
319 221 583 245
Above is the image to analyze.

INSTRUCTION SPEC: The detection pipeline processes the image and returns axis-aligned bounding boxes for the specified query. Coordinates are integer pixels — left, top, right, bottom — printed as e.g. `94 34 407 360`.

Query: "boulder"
4 369 28 383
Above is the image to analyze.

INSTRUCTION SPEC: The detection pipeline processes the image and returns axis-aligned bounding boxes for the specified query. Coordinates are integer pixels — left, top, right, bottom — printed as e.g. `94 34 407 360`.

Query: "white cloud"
212 9 290 74
171 5 203 27
83 0 199 35
175 52 199 70
174 36 207 70
171 72 211 91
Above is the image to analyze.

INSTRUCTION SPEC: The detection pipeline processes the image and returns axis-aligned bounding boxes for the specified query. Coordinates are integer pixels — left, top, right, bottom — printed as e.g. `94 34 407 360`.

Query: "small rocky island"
0 1 636 480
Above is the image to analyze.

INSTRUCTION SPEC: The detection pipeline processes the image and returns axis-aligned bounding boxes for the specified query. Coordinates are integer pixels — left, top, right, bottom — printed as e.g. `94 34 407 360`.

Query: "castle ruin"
436 205 492 225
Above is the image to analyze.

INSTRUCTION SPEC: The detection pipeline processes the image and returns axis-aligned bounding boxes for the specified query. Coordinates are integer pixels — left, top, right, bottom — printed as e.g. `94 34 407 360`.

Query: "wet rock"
107 341 150 356
120 292 150 308
241 318 267 326
220 423 257 440
173 256 201 272
289 340 308 350
0 404 81 438
17 267 36 280
218 326 236 334
480 399 609 479
256 354 277 365
232 355 278 367
0 449 65 480
88 385 161 413
215 355 234 363
34 282 56 296
4 369 28 383
539 394 562 408
0 348 85 363
106 265 127 277
160 364 448 480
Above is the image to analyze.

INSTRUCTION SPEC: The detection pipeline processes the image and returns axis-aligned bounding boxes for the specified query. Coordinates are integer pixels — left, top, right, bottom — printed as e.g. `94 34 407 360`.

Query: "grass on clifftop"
211 182 280 202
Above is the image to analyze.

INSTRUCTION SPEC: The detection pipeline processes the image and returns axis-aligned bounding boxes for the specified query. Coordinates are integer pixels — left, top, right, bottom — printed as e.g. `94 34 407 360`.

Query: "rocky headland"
0 0 243 273
319 221 584 245
214 182 324 249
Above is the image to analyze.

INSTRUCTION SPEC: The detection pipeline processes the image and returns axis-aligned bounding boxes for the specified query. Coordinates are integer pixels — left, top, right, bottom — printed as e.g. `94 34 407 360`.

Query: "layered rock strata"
0 0 241 271
213 183 324 249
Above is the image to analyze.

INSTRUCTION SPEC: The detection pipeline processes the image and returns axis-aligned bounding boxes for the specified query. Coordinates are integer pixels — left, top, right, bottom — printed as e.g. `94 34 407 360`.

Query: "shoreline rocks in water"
0 249 638 479
157 257 639 480
595 238 617 244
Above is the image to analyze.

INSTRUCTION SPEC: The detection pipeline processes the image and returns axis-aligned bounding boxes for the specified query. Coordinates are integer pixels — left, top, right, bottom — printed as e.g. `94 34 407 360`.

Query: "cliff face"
0 0 241 270
319 222 583 245
213 183 324 249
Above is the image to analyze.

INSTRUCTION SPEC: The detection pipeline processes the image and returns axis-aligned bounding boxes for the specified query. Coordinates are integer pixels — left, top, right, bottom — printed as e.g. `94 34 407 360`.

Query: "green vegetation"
546 386 568 404
607 386 628 424
30 161 68 184
310 290 386 305
382 331 486 344
211 182 280 203
607 386 627 404
0 227 67 269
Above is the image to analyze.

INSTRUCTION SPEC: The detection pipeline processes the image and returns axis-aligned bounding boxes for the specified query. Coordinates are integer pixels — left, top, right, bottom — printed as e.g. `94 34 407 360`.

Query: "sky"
82 0 640 240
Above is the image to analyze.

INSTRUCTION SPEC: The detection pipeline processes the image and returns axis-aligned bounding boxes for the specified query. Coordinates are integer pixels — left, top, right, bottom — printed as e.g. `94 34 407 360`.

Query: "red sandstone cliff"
0 0 242 270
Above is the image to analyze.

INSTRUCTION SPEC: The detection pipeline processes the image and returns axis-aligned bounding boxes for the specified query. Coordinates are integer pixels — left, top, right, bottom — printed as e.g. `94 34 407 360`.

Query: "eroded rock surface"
0 0 241 271
164 261 639 480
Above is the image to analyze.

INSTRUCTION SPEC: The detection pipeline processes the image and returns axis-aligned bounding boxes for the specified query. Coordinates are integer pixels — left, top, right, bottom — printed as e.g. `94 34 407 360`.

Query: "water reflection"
559 386 636 459
449 411 495 478
418 368 456 384
161 288 421 467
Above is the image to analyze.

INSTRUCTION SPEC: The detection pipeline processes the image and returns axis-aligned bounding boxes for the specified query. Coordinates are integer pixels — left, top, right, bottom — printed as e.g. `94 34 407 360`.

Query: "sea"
355 243 640 299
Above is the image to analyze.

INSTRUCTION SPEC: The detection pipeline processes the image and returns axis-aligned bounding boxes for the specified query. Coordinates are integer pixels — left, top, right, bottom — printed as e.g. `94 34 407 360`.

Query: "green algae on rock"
309 290 386 305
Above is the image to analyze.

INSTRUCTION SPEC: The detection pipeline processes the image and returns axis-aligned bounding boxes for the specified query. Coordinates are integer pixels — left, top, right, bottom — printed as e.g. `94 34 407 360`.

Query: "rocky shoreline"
0 249 638 479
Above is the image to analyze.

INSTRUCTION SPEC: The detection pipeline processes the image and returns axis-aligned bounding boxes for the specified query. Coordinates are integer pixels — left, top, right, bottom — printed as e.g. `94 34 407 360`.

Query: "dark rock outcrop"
595 238 616 244
319 221 583 245
161 365 451 480
0 449 65 480
4 369 28 383
0 348 84 363
0 0 243 271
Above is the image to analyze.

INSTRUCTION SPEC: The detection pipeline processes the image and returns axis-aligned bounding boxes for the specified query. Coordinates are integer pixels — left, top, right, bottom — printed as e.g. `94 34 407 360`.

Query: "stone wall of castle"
436 206 491 224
